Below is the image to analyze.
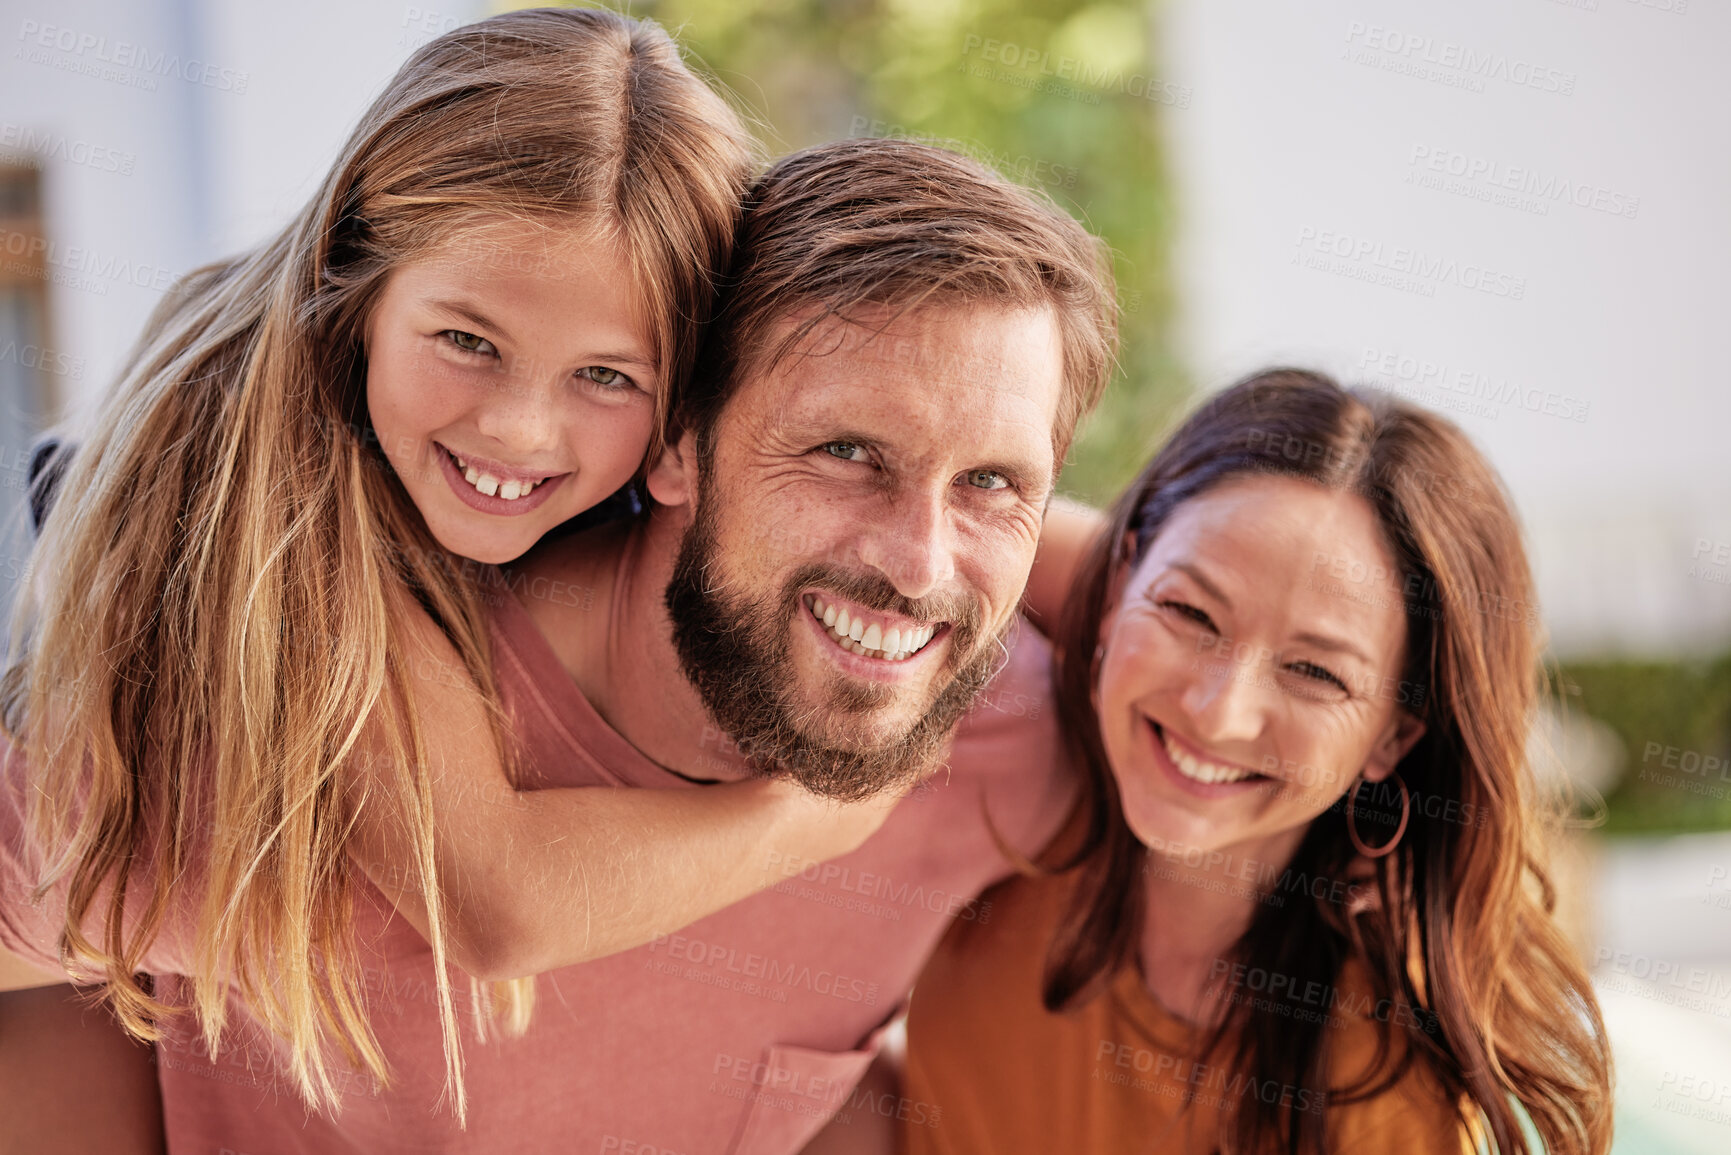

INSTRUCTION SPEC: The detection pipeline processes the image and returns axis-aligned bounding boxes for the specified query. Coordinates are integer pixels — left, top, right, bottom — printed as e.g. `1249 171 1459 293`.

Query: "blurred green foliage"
582 0 1191 502
1558 654 1731 834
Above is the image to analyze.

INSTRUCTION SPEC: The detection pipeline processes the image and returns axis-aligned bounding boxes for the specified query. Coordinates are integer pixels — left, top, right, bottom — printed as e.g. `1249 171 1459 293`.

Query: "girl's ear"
1361 711 1427 784
646 430 698 507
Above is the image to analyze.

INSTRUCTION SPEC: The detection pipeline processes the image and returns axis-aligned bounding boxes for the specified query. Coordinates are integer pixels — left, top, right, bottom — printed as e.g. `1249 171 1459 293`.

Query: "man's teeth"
1161 729 1256 785
452 453 543 502
809 596 936 662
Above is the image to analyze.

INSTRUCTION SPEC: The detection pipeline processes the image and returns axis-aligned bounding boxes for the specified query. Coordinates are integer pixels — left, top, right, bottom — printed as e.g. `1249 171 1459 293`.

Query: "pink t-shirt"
0 590 1074 1153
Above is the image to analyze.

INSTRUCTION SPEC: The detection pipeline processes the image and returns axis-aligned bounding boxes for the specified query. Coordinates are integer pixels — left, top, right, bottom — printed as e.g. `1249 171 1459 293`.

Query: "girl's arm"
1022 495 1105 635
346 604 901 982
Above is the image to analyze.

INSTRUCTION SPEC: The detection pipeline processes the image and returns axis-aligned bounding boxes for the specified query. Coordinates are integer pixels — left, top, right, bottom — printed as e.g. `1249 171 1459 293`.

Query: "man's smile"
802 592 947 663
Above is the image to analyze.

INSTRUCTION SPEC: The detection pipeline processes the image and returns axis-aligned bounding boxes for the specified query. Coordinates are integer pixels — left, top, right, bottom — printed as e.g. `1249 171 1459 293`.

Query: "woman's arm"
801 1045 903 1155
345 604 901 982
1022 496 1104 635
0 947 165 1155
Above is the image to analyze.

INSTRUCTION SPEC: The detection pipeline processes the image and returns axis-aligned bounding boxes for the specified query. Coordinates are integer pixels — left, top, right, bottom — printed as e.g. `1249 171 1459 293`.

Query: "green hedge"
1557 653 1731 834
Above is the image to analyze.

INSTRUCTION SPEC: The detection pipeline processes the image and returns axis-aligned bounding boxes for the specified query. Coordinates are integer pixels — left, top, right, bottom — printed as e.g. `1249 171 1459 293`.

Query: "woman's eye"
823 441 870 463
578 365 632 390
964 469 1008 491
1158 600 1217 632
441 329 495 356
1287 660 1348 691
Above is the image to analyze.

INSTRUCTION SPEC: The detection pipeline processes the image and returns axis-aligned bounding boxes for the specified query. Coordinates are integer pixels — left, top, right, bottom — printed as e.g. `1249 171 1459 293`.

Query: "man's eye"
441 329 495 356
964 469 1008 491
823 442 870 463
578 365 632 390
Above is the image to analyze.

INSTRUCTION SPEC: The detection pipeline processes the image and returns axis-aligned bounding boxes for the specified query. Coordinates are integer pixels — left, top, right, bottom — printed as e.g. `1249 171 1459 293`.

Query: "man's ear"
1361 711 1427 784
647 429 698 508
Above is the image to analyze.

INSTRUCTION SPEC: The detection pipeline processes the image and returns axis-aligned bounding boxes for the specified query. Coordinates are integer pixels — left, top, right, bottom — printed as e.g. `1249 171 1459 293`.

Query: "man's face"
658 302 1066 800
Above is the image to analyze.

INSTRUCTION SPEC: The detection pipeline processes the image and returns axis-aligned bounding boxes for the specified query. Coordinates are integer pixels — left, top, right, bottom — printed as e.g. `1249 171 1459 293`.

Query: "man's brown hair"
674 137 1119 465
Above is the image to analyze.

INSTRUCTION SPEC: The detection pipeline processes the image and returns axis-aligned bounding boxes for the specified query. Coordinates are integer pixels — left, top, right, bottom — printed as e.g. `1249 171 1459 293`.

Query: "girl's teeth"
450 448 545 501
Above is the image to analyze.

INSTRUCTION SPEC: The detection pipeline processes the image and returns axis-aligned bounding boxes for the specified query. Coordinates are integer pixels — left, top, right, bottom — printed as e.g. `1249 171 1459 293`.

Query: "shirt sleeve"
0 737 189 978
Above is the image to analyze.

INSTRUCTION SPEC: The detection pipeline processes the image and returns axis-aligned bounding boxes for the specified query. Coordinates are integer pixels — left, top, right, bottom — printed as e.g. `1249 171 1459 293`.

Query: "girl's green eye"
582 366 626 388
445 329 490 353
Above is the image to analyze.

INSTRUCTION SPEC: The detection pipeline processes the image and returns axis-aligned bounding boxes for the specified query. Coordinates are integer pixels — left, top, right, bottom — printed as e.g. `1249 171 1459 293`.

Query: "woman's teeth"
450 452 545 501
809 596 936 662
1161 728 1257 785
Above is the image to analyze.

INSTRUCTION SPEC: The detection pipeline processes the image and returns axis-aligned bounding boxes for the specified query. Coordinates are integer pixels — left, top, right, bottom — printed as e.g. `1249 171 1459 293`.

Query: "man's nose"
855 486 957 601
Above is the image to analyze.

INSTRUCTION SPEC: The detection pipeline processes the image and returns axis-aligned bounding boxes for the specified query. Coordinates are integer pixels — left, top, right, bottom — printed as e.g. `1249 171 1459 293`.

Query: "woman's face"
365 219 658 564
1095 473 1426 865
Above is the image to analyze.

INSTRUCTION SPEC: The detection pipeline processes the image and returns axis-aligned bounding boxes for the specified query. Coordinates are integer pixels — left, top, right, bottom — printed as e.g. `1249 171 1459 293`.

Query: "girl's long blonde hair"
1 7 751 1120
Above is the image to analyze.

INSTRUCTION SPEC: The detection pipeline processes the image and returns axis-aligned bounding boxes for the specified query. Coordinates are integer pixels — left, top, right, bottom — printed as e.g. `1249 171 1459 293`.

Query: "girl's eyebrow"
428 298 513 343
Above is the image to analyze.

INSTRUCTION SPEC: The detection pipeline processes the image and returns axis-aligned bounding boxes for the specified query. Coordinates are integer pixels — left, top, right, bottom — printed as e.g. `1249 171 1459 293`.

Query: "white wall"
1155 0 1727 658
0 0 484 418
2 0 1722 658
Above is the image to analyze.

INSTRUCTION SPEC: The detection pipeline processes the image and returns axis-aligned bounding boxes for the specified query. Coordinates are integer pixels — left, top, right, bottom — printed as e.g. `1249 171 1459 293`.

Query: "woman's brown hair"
1045 368 1611 1154
1 7 751 1119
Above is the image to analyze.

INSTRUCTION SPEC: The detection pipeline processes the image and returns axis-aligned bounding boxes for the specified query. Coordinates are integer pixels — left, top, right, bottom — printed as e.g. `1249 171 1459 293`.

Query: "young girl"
889 370 1612 1154
0 7 904 1127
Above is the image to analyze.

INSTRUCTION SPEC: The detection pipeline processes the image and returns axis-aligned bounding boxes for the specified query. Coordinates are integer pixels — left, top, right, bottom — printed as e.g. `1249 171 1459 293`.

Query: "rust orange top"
902 868 1473 1154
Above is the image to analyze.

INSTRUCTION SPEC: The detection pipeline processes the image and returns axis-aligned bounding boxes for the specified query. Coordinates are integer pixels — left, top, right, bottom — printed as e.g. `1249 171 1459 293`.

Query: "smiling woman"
897 368 1613 1155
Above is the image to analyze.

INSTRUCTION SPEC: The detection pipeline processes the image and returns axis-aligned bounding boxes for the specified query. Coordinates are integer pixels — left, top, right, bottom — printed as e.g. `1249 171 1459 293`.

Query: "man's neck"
512 510 755 783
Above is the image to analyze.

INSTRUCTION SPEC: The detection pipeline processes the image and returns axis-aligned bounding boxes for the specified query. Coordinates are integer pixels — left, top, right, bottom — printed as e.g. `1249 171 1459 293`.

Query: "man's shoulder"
943 617 1078 859
952 616 1061 751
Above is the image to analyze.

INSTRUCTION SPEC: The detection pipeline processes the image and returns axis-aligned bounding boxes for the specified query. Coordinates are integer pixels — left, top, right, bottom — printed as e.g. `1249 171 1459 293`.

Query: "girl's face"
1095 474 1427 867
365 220 658 564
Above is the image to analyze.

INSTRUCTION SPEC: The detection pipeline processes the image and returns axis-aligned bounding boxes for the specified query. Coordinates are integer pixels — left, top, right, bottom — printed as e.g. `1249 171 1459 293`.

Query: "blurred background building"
2 0 1725 1148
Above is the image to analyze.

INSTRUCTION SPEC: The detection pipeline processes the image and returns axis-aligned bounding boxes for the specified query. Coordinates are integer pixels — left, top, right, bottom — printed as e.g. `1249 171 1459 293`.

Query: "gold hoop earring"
1346 772 1409 859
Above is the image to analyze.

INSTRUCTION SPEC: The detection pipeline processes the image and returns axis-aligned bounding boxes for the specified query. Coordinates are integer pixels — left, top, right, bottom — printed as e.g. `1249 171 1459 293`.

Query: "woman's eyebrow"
1290 630 1374 667
1169 559 1231 607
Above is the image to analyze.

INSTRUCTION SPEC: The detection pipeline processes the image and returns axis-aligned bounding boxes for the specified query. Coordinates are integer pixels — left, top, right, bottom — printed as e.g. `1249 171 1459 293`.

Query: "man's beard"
665 496 1008 802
